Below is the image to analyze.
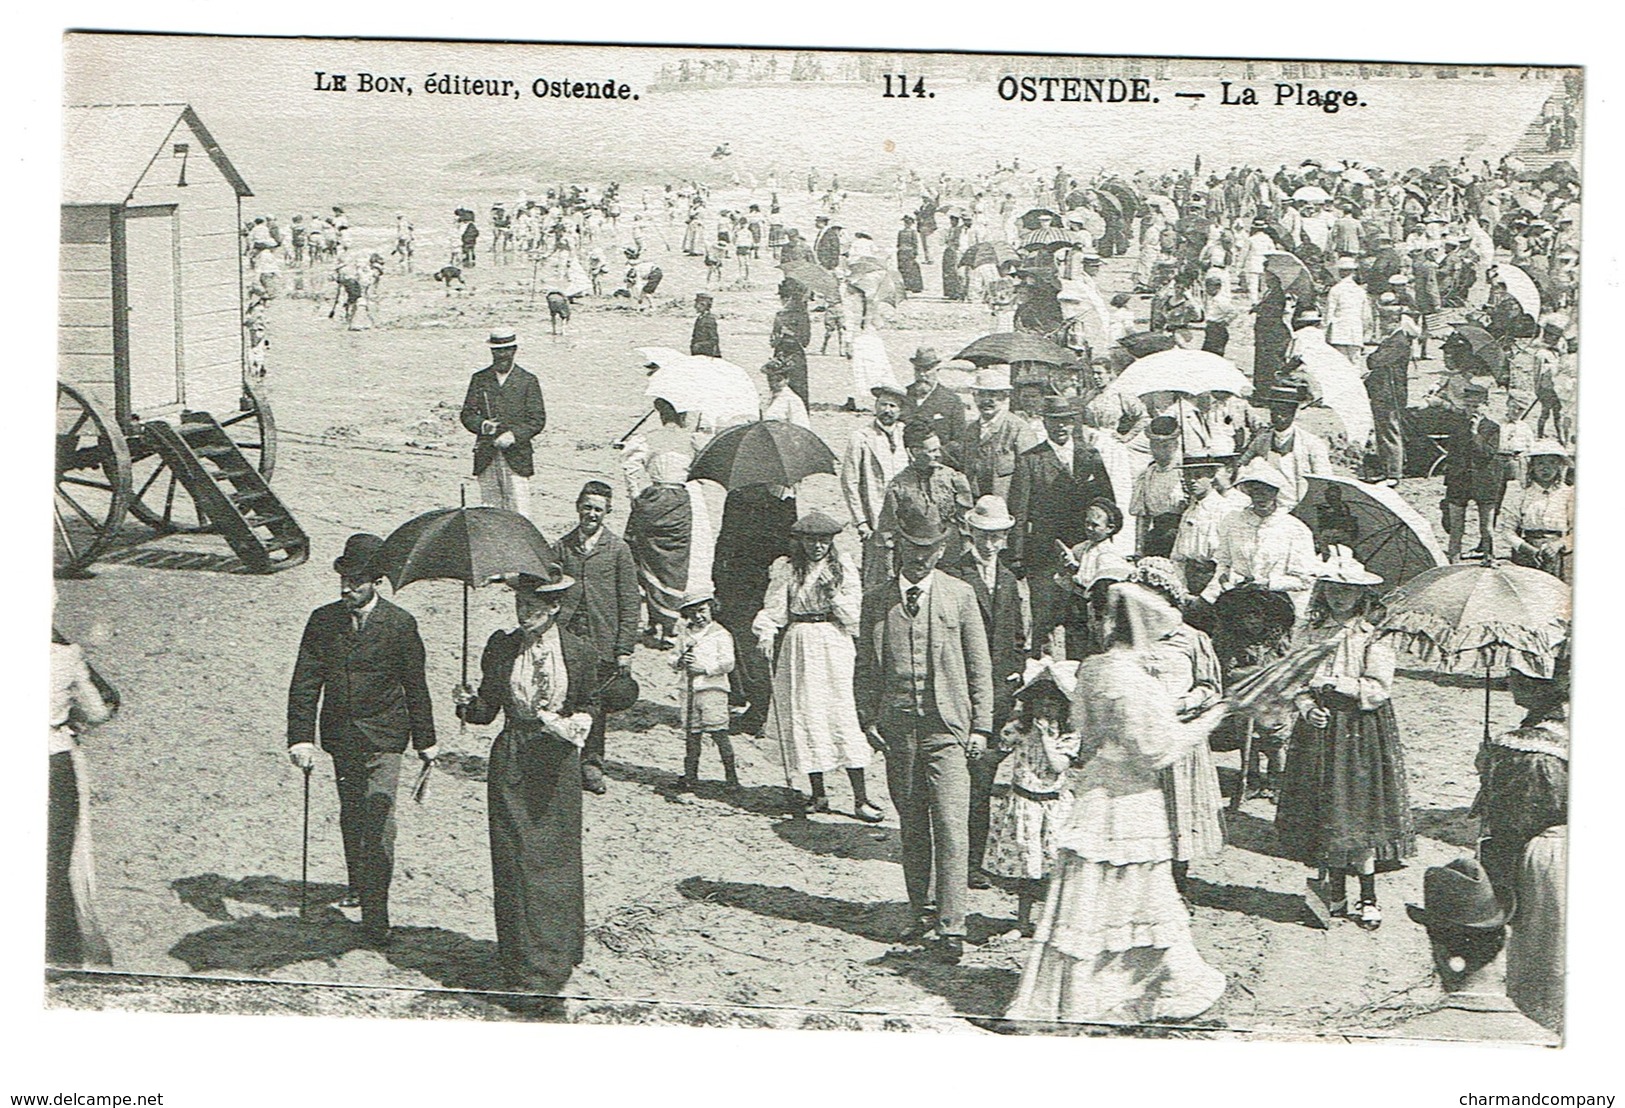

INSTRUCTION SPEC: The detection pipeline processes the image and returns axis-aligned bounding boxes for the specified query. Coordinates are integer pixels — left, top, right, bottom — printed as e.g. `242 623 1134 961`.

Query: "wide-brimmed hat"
966 495 1015 531
1147 415 1181 442
1334 255 1360 270
1265 379 1307 406
513 563 576 595
487 328 519 349
1525 439 1569 460
909 346 943 369
1234 460 1289 492
1182 453 1234 471
870 382 908 402
789 511 844 537
1406 857 1507 931
1317 544 1384 586
971 366 1013 392
333 533 385 577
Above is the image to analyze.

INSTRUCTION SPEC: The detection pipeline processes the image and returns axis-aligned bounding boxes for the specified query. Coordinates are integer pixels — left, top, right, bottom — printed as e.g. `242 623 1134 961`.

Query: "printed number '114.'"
882 75 932 99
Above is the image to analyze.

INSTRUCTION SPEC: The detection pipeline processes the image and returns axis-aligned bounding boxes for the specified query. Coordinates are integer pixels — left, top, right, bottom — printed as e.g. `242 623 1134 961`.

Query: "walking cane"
299 763 312 918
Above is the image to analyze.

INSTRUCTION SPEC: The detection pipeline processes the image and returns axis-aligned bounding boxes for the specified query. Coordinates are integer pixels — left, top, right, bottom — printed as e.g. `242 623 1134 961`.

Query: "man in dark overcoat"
460 327 548 518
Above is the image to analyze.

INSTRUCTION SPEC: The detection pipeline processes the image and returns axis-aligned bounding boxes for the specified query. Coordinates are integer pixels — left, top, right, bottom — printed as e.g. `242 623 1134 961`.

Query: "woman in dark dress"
940 214 965 301
1252 270 1292 395
771 279 813 408
454 567 597 996
896 215 924 294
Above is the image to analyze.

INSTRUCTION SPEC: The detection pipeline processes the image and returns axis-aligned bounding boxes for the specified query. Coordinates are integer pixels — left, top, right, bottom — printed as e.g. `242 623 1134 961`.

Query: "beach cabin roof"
62 103 252 206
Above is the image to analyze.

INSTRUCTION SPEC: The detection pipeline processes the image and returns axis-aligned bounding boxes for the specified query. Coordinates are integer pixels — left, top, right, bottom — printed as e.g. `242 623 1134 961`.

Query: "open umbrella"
1291 474 1444 588
1109 348 1252 399
1443 323 1507 377
1342 168 1374 187
1118 330 1177 360
1019 208 1064 230
1293 347 1374 446
1264 251 1317 299
1019 226 1079 248
955 332 1079 368
376 499 558 689
1380 562 1570 741
1493 264 1543 319
778 259 840 301
688 419 837 490
959 240 1019 270
1063 189 1093 209
1292 185 1332 204
637 347 761 428
1100 178 1141 217
1066 207 1107 238
848 266 903 307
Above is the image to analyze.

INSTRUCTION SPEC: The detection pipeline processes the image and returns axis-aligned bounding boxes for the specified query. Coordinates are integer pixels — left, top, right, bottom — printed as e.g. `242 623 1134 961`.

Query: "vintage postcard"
50 33 1580 1048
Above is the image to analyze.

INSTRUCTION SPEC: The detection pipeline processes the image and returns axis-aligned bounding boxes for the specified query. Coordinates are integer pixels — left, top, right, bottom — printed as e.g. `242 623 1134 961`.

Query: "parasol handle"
615 408 656 447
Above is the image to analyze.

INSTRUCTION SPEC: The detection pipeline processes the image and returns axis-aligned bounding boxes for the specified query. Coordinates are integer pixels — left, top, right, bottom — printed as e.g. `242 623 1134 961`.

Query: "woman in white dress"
1005 582 1227 1026
752 512 883 821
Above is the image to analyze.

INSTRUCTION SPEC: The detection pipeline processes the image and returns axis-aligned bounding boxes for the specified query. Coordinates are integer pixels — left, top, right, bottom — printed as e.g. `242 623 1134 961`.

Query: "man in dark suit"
1007 395 1117 656
287 534 437 943
940 495 1027 889
460 327 548 519
689 293 721 358
557 481 642 796
855 521 994 965
902 347 968 461
1365 297 1413 486
1443 378 1509 562
813 215 842 271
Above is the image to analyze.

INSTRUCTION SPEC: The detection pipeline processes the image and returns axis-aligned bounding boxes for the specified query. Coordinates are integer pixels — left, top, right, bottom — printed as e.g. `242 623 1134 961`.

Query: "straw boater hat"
970 366 1013 392
1405 857 1507 931
334 533 384 577
965 495 1015 531
1317 544 1384 586
789 511 844 537
678 588 715 611
488 327 519 349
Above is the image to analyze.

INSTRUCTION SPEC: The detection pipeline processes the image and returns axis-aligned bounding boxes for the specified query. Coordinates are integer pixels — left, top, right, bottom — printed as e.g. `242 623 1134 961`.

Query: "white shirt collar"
898 569 936 599
352 594 380 624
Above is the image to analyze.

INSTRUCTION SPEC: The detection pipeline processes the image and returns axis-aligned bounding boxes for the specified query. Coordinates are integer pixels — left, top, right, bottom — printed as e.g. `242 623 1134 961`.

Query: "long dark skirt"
46 749 112 968
898 252 924 294
488 725 585 992
1274 694 1415 870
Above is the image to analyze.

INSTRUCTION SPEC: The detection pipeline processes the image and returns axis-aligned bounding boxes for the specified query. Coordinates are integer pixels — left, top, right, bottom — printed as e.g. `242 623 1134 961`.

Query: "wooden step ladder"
145 414 310 573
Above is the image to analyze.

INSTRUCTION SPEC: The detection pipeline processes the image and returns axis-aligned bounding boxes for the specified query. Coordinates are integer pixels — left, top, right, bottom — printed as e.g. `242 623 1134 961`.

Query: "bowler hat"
1040 394 1078 419
1406 857 1508 931
790 511 844 537
909 346 943 369
487 327 519 349
897 519 948 547
965 495 1016 531
334 533 385 577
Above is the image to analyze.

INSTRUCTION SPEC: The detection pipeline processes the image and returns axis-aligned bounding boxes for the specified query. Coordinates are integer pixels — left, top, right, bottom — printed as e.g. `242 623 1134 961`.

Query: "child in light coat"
672 591 738 789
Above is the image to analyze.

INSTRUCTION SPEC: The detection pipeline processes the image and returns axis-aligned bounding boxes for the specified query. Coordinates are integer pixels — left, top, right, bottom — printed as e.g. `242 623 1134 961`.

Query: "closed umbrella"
1380 562 1570 741
954 332 1078 368
1291 474 1444 588
778 259 839 301
688 419 837 490
637 347 761 428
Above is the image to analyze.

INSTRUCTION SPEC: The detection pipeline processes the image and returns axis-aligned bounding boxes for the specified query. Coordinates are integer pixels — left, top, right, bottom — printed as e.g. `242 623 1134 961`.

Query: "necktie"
351 610 366 634
905 586 922 618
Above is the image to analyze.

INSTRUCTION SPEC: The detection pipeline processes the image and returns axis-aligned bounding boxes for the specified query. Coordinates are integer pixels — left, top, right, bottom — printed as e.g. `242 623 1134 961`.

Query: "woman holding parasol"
453 567 596 1000
1274 548 1416 931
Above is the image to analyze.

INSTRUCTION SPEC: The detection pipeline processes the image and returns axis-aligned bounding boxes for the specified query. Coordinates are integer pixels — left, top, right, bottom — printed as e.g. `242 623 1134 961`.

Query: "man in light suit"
956 367 1027 499
856 521 994 964
287 534 438 944
460 327 548 519
940 496 1027 889
840 383 910 592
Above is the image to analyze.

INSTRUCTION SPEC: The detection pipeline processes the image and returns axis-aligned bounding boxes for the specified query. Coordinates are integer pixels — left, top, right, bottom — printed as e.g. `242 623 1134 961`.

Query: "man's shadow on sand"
166 873 554 1012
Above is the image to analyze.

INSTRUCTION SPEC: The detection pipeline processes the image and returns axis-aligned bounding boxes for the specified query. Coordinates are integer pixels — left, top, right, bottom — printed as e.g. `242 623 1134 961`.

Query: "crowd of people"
53 135 1578 1039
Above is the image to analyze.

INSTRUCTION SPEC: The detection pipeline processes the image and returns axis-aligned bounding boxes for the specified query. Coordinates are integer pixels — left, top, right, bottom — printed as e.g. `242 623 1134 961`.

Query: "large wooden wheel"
128 381 277 533
55 381 131 576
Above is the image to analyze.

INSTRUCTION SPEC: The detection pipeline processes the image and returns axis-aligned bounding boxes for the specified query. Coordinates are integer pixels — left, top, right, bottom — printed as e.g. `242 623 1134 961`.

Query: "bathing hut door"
122 205 182 414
